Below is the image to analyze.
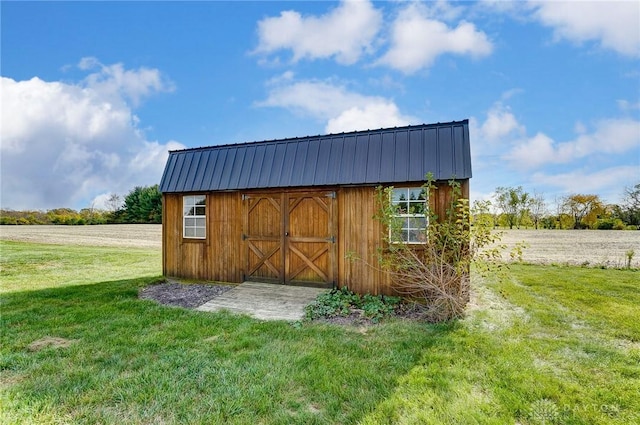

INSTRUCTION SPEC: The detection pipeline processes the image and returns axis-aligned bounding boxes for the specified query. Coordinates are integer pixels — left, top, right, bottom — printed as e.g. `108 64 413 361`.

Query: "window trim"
183 195 206 240
390 187 428 245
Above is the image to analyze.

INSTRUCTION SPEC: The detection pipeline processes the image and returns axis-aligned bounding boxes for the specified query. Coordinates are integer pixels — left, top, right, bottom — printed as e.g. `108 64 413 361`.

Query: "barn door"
243 191 336 287
285 192 336 286
243 194 283 283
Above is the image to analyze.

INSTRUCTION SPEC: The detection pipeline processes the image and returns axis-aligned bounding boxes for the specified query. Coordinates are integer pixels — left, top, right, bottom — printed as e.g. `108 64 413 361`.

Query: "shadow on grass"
1 277 458 425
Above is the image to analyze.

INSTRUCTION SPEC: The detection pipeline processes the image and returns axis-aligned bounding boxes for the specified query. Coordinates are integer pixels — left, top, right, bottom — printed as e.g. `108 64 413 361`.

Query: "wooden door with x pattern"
243 191 336 287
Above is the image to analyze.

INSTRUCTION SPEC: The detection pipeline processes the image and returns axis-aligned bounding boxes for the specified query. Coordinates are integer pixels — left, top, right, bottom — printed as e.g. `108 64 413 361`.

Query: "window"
391 187 428 244
183 195 206 239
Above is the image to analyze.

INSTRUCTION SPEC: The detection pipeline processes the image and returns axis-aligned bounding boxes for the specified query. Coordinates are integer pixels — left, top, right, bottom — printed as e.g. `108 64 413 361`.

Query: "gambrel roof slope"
159 120 471 193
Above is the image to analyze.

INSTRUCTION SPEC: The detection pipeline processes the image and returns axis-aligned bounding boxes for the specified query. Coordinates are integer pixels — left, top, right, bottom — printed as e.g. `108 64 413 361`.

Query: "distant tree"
529 191 547 230
619 183 640 226
47 208 80 225
562 194 605 229
106 193 122 213
122 185 162 223
494 186 531 229
519 211 534 228
471 199 494 228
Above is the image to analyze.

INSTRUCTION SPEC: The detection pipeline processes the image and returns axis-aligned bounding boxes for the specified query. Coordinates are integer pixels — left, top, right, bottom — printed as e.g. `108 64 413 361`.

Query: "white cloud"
254 0 382 65
326 103 411 134
478 102 524 143
377 2 493 74
468 99 526 175
531 165 640 202
258 78 372 119
257 76 415 133
504 118 640 170
503 132 556 169
530 1 640 57
80 56 174 106
0 59 184 210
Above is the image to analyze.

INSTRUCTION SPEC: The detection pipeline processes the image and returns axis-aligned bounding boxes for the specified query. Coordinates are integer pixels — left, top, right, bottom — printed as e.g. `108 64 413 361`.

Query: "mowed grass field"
1 226 639 424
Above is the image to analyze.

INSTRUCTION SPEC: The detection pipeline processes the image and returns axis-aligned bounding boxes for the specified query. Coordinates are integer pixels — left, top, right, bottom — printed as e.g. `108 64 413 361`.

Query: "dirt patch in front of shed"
140 282 234 309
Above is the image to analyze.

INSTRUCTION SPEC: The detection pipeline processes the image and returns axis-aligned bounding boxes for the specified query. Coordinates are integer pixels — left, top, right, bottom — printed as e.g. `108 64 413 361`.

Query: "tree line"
3 182 639 230
474 183 640 230
0 185 162 225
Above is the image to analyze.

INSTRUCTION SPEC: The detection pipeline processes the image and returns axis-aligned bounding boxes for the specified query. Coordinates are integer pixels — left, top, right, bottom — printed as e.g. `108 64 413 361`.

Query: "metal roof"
159 120 471 193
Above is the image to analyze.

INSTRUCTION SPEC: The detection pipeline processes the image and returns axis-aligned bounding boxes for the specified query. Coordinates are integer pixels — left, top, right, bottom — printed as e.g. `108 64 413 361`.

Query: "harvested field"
0 225 638 267
496 229 640 268
0 224 161 249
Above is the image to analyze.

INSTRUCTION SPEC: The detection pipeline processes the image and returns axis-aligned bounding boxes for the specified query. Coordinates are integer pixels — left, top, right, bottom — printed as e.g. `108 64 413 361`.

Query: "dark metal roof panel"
237 147 254 188
160 153 176 192
327 137 343 185
394 130 409 182
438 126 453 179
408 129 424 181
209 149 226 191
192 151 210 191
423 128 437 177
314 137 331 184
173 154 189 192
227 147 245 189
184 151 201 192
379 131 396 183
339 135 356 184
248 145 265 188
279 142 296 187
365 133 382 182
301 139 318 186
259 144 275 187
159 120 472 193
353 134 369 184
290 142 306 185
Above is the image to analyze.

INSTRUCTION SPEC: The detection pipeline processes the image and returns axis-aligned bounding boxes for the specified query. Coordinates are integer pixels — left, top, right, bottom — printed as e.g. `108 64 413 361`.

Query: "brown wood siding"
338 186 391 295
337 181 465 296
209 192 243 282
162 194 180 277
162 180 467 295
162 192 243 283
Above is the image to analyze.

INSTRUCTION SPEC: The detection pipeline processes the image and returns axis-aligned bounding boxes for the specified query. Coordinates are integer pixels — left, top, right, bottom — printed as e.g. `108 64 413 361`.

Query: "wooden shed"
159 120 471 295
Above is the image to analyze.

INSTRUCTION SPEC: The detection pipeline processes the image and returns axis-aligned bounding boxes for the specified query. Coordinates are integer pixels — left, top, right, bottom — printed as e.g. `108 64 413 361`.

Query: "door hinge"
326 191 336 199
241 234 247 240
326 236 336 243
242 194 248 201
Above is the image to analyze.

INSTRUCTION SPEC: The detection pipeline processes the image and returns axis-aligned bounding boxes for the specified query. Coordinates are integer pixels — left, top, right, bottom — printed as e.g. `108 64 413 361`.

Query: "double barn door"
243 191 336 287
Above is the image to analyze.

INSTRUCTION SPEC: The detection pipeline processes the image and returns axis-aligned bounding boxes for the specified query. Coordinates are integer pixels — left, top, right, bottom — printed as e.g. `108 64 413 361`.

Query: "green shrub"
304 287 400 323
0 216 17 225
360 294 400 322
597 218 627 230
596 218 614 229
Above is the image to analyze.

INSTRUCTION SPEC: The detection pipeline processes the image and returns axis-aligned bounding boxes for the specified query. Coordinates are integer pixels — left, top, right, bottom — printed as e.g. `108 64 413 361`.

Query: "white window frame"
390 187 428 244
183 195 206 239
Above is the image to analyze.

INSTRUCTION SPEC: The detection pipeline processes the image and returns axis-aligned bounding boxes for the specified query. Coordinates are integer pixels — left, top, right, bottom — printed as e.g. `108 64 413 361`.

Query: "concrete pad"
196 282 327 321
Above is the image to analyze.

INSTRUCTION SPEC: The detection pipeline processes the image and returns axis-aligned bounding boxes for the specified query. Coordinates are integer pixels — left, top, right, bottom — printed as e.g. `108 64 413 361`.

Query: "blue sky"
2 0 639 210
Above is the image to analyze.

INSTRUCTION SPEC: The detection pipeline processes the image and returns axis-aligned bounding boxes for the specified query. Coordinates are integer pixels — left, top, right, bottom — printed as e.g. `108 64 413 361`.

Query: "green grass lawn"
1 240 638 424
